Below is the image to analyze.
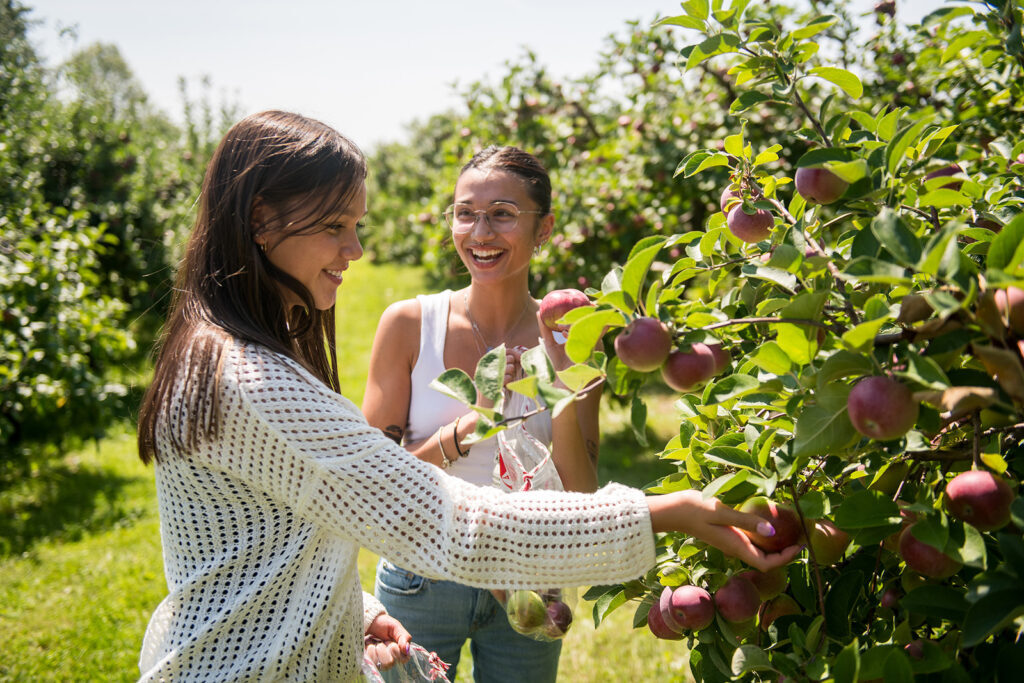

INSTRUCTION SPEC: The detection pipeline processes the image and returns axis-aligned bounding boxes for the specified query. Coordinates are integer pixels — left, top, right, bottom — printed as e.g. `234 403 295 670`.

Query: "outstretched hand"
648 490 803 573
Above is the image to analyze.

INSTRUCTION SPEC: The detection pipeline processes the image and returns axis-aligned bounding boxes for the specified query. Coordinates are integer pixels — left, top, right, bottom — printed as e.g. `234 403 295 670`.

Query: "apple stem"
971 411 981 471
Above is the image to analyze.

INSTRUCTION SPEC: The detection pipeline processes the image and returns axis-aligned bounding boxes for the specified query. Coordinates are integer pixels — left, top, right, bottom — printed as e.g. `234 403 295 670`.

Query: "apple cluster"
504 589 574 641
720 165 850 244
611 316 730 392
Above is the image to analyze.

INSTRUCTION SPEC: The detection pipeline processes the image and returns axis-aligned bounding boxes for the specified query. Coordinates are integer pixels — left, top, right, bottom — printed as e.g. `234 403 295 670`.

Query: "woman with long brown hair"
136 111 798 682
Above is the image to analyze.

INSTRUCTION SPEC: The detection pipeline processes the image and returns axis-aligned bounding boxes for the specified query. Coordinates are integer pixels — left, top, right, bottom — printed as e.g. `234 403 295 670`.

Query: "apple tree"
439 1 1024 681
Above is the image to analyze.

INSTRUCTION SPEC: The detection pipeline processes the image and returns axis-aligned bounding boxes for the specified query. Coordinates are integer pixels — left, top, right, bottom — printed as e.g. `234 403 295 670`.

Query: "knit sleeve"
362 592 386 633
209 344 655 589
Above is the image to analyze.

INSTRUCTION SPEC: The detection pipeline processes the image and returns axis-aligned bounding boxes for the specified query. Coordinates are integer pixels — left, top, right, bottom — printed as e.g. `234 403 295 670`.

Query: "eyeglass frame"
442 202 546 234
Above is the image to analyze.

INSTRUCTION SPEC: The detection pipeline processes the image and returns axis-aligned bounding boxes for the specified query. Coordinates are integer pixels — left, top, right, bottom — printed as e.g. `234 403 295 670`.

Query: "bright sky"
26 0 946 152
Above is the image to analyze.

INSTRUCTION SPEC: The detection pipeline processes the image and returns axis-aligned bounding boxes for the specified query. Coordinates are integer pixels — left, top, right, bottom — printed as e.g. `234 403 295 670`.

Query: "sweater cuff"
362 591 387 633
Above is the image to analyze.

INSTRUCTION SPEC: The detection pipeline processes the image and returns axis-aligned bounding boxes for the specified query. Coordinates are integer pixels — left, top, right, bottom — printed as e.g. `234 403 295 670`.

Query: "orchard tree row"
1 0 233 461
435 1 1024 681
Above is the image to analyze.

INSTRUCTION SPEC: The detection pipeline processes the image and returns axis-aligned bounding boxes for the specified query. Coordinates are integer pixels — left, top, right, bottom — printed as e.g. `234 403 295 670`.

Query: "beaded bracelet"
437 428 453 469
452 417 467 458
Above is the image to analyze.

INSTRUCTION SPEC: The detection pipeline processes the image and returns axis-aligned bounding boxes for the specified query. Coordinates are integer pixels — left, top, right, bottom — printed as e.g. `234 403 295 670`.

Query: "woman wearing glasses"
363 146 602 680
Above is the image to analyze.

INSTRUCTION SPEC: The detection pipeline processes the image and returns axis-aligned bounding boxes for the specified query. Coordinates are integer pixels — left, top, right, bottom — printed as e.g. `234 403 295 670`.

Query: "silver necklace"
463 290 531 353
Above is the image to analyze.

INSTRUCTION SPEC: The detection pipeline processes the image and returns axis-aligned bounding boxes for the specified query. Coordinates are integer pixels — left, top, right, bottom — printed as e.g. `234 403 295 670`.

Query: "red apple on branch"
647 599 684 640
795 166 849 205
727 204 773 243
807 519 851 566
737 567 788 601
714 575 762 623
614 317 672 372
898 524 962 579
944 470 1015 531
758 594 801 630
847 376 919 441
720 186 742 212
539 288 592 330
661 585 715 631
661 346 715 391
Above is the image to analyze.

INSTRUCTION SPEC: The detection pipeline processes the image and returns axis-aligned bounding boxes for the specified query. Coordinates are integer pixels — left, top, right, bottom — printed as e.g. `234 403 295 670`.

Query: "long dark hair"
138 110 367 464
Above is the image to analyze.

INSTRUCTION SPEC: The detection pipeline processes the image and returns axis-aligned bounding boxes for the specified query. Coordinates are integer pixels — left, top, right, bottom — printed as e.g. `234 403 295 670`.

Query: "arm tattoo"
383 424 404 445
586 439 599 465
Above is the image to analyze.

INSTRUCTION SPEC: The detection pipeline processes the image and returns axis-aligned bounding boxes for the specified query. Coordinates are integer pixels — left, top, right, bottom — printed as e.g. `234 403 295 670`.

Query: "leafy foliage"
440 0 1024 680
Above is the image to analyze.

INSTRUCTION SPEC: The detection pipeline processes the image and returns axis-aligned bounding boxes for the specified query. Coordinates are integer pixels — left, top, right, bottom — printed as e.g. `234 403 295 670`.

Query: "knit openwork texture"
139 341 655 681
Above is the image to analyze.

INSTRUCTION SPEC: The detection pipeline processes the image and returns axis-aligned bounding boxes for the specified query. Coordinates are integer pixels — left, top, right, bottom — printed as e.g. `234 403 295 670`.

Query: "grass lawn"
0 262 691 682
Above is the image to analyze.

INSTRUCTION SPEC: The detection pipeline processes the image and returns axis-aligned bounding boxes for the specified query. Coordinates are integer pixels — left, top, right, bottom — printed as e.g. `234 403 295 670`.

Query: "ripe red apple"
880 586 900 609
714 575 762 623
807 519 851 566
924 163 964 191
944 470 1015 531
614 317 672 372
758 594 801 630
544 600 573 638
720 186 742 212
737 567 788 600
704 343 730 374
738 496 804 553
662 585 715 631
539 288 592 330
898 524 962 579
847 376 920 441
994 286 1024 336
727 204 773 243
795 167 849 205
647 599 684 640
661 347 715 391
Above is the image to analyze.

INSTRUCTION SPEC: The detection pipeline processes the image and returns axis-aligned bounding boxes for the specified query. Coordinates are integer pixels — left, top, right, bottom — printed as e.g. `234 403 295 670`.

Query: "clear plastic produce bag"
499 587 577 642
493 390 563 493
361 640 452 683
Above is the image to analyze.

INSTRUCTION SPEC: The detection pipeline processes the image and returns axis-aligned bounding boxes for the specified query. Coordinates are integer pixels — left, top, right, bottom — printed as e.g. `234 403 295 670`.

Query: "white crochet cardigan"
138 341 655 682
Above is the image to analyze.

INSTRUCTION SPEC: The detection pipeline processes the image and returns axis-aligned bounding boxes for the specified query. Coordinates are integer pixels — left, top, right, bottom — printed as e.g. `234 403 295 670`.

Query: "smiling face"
452 168 553 285
256 181 367 311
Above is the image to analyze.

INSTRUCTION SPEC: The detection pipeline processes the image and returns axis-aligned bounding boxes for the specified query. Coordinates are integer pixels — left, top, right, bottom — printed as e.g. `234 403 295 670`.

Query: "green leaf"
841 316 892 352
653 14 706 30
621 239 665 310
834 490 902 529
961 589 1024 646
901 584 968 621
871 207 921 266
919 189 970 208
833 638 860 683
592 587 627 628
506 375 538 399
429 368 477 406
750 341 792 374
808 66 863 98
704 446 758 471
882 650 915 683
474 345 506 405
731 644 771 675
987 213 1024 272
792 400 858 457
731 91 774 114
556 364 603 393
705 374 760 404
817 350 874 389
791 14 838 40
919 221 962 276
825 570 864 638
631 396 648 447
841 257 913 285
566 309 625 364
886 116 934 175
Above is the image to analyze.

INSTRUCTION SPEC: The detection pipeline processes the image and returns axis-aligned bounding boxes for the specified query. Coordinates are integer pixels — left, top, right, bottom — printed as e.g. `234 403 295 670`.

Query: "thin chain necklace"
463 290 531 353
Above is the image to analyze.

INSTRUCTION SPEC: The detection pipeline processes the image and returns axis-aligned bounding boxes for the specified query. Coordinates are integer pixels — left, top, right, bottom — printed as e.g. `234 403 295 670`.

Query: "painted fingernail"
757 521 776 537
403 644 411 656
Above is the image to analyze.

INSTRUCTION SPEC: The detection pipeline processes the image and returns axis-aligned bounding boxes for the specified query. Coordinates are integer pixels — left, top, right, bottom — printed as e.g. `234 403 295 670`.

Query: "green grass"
0 262 691 682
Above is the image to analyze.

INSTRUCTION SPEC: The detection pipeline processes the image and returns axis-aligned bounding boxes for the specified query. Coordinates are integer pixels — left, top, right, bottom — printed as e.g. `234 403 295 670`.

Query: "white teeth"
470 248 503 259
325 269 344 277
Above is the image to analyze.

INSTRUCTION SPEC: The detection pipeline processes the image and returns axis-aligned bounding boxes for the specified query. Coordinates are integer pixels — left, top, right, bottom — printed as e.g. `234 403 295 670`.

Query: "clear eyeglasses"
443 202 544 234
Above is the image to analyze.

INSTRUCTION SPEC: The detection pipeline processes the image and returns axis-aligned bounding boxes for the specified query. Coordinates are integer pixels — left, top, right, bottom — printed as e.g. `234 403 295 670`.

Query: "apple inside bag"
489 388 577 641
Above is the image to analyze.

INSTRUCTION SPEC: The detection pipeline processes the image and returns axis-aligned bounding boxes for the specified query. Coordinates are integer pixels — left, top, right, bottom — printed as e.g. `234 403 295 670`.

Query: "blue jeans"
374 559 562 683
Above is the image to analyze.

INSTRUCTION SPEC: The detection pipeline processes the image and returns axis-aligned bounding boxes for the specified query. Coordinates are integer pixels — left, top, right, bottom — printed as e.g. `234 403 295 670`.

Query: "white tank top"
406 291 551 486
